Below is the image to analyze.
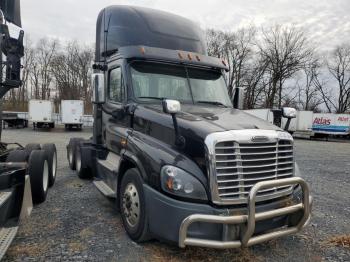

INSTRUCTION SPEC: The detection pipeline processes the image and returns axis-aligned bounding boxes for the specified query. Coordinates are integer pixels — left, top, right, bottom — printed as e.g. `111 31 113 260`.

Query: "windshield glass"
130 62 232 107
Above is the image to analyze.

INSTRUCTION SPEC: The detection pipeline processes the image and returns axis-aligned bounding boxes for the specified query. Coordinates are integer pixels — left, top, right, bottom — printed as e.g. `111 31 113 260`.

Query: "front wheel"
119 168 150 242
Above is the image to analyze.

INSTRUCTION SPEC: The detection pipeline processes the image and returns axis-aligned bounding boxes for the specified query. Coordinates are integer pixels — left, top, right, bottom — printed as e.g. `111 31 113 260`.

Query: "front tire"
27 150 49 204
42 143 57 187
120 168 150 242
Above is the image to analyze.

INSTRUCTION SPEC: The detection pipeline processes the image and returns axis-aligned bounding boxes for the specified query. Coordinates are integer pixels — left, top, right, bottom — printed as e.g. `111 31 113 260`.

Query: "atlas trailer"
67 6 312 249
28 100 55 129
0 1 57 259
312 113 350 138
61 100 84 130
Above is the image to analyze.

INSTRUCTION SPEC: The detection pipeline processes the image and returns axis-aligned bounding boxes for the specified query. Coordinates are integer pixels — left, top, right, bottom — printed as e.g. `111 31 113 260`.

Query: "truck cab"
67 5 312 249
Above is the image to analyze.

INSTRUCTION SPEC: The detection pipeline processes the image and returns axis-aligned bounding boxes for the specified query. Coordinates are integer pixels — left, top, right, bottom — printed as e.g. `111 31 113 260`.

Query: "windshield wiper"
196 101 229 107
138 96 164 100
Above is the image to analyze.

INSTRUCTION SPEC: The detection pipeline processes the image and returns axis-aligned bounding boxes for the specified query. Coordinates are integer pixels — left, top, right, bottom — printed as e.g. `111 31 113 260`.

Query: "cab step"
0 191 12 208
97 152 120 172
93 180 116 198
0 226 18 260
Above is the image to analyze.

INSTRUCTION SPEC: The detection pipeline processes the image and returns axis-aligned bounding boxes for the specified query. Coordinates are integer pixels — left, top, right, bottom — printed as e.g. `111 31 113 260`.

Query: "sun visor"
0 0 21 27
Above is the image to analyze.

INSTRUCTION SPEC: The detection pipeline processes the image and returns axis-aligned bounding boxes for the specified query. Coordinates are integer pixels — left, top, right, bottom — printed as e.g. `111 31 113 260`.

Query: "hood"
133 103 281 141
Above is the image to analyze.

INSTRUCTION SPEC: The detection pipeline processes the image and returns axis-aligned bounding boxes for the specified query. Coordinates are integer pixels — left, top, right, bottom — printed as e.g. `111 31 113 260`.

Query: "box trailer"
312 113 350 136
282 111 314 138
28 100 55 129
244 109 274 124
61 100 84 130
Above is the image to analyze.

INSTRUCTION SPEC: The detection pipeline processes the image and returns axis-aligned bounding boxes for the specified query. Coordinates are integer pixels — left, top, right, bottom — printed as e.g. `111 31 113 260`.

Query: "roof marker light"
196 55 201 61
188 54 192 60
178 52 183 59
140 47 146 55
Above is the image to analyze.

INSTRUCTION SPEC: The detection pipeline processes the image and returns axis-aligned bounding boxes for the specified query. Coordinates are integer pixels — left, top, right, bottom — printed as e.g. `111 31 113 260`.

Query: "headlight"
160 165 207 200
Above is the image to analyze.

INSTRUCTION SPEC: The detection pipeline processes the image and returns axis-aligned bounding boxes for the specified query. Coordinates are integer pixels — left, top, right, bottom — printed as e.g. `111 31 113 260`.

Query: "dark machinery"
0 1 57 259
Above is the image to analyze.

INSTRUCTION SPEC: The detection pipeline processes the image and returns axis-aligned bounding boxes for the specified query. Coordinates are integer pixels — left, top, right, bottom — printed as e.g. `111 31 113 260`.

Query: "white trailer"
244 109 274 124
312 113 350 136
61 100 84 130
28 100 55 129
282 111 314 138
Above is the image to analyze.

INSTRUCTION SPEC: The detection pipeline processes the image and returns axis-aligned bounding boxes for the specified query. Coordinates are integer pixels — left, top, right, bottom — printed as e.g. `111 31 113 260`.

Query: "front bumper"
144 177 312 249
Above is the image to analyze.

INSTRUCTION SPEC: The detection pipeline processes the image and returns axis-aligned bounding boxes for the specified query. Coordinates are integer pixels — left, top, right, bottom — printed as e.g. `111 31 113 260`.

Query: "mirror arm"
171 113 185 148
284 118 291 131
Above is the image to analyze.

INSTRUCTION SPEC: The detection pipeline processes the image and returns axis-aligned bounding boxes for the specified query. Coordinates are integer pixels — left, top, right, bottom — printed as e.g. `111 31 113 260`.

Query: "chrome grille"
214 139 294 203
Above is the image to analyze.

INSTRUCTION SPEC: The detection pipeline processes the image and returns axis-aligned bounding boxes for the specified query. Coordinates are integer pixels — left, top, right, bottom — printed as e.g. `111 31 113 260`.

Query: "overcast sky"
17 0 350 52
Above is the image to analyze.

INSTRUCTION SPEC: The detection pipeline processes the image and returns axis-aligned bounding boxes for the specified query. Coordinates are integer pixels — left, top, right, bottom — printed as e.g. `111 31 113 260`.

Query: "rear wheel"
67 138 83 170
120 168 150 242
27 150 49 204
75 145 92 179
6 149 30 162
42 143 57 187
25 143 41 154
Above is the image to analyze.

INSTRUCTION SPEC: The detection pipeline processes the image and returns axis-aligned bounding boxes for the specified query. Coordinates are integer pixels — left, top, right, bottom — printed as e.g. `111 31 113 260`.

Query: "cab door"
102 63 130 155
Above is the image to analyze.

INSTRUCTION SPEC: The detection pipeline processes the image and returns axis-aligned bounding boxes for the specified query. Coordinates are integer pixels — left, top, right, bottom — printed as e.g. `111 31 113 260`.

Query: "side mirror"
162 99 181 114
162 99 185 148
91 73 105 104
232 87 244 110
282 107 297 119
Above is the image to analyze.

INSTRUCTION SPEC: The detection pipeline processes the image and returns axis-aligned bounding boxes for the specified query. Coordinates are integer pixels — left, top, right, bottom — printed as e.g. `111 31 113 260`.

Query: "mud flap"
19 175 33 220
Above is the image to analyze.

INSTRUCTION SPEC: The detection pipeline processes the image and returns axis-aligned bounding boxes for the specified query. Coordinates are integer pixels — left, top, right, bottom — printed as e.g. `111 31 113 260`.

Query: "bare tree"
295 58 323 111
50 41 94 113
258 25 312 108
206 27 256 101
326 44 350 113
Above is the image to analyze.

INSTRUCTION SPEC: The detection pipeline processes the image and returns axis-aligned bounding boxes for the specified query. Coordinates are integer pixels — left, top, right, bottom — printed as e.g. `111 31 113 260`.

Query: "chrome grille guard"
179 177 312 249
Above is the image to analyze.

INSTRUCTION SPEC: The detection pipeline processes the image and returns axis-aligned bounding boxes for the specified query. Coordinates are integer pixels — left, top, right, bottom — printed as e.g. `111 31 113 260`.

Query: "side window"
109 67 123 102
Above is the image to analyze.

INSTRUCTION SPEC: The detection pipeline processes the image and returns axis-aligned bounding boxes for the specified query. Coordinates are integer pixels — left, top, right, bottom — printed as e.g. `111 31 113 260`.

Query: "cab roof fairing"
107 45 229 72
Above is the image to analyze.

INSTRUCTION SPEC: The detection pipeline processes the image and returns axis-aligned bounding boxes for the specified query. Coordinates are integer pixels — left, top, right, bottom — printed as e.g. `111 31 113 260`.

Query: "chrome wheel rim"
122 183 140 228
43 160 49 192
52 152 57 179
76 149 81 172
68 148 73 165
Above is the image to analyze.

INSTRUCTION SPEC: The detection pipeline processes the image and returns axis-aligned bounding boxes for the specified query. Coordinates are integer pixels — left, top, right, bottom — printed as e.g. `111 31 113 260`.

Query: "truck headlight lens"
161 165 207 200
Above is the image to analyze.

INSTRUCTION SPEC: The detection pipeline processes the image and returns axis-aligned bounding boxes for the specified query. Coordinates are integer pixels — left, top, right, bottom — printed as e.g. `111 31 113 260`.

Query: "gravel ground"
1 128 349 262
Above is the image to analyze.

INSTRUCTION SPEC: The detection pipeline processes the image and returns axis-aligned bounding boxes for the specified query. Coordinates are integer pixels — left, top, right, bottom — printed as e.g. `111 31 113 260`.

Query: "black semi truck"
0 0 57 258
67 6 312 249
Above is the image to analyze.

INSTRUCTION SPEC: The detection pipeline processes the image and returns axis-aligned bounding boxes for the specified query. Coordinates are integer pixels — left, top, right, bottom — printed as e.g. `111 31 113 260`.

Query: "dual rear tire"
67 138 92 179
6 143 57 204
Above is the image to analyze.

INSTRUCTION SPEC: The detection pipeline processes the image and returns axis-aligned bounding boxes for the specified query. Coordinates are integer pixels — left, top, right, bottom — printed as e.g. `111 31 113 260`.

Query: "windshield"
130 62 232 107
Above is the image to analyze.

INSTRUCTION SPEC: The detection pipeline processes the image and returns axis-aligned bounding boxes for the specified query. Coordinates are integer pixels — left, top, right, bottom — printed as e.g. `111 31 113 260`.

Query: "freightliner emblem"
251 136 269 143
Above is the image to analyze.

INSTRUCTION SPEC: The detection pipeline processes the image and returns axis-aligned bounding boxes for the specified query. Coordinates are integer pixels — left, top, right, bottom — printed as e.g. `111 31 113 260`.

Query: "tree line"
207 25 350 113
3 24 350 114
4 38 94 113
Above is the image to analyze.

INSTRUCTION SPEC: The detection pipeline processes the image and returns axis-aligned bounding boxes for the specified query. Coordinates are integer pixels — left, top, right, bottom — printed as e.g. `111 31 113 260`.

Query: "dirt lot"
1 128 349 262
